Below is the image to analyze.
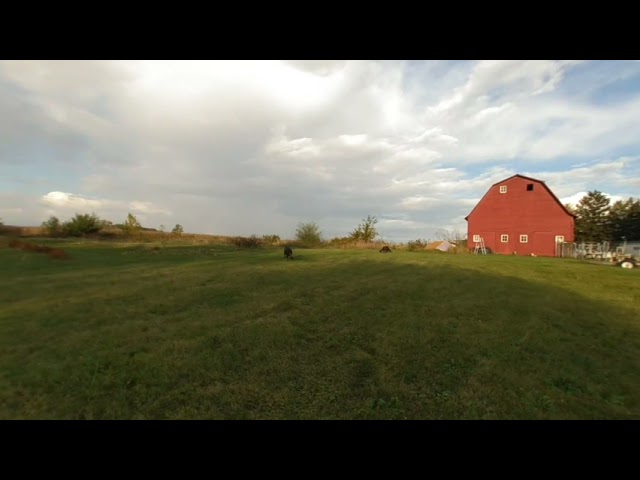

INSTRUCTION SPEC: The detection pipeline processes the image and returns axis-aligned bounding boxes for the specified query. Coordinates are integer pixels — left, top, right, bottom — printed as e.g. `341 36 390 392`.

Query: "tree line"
295 215 380 246
36 211 380 244
40 212 184 237
567 191 640 243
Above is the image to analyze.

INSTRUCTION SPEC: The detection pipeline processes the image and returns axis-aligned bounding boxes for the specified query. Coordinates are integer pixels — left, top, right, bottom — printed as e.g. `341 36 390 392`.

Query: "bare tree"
435 228 467 244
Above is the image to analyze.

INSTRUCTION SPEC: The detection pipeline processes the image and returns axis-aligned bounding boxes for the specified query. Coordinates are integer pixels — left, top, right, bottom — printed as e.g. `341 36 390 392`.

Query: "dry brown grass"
7 239 69 260
326 236 395 250
0 225 44 236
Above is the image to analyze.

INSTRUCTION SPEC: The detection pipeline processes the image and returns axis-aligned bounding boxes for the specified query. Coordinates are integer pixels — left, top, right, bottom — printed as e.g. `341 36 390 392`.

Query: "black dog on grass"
379 246 392 253
284 246 294 260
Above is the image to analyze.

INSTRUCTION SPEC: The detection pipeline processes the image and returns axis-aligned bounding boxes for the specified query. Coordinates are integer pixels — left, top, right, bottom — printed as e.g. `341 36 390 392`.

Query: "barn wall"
467 176 575 256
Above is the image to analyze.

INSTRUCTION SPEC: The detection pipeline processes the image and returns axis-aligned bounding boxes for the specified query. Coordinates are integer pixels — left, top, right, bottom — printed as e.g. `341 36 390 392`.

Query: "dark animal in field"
379 246 392 253
284 246 294 260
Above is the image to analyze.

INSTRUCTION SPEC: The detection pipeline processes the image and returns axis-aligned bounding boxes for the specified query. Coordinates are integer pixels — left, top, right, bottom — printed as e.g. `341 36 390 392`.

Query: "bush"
262 234 281 245
41 216 63 237
122 213 142 235
406 239 430 251
295 222 323 246
232 235 262 248
62 213 105 237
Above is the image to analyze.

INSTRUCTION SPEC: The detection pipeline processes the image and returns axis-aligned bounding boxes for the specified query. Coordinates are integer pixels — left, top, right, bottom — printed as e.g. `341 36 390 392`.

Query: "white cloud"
37 191 170 226
1 60 640 240
561 192 625 207
129 201 171 215
42 191 106 209
0 207 23 216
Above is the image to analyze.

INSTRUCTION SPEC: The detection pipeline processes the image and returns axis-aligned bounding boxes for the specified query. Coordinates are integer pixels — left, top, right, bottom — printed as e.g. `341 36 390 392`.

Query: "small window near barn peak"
499 185 507 193
527 184 534 191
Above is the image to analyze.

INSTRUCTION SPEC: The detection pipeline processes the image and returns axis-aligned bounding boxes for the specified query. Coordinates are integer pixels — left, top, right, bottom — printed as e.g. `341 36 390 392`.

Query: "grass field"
1 238 639 419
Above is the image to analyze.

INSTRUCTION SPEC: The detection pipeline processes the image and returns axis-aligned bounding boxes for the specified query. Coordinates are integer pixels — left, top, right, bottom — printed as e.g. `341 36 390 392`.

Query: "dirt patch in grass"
7 239 69 260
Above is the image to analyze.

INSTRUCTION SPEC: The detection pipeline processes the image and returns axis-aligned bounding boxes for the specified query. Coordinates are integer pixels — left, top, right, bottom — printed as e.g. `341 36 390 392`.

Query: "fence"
558 241 640 262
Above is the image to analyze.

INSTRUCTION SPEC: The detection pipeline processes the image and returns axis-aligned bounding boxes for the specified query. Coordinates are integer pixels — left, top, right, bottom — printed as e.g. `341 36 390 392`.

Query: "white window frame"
501 234 509 243
555 235 565 243
473 234 480 242
499 185 507 193
520 234 528 243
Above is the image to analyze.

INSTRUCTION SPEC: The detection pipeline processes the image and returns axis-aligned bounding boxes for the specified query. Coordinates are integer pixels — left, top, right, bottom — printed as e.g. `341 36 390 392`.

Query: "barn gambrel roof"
464 174 577 221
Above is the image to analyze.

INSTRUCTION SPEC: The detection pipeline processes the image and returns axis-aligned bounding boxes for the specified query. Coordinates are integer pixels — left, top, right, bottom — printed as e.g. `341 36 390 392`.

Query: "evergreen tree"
574 191 611 242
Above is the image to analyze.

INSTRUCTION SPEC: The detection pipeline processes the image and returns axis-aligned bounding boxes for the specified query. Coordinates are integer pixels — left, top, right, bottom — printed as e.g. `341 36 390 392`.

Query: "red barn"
465 174 575 257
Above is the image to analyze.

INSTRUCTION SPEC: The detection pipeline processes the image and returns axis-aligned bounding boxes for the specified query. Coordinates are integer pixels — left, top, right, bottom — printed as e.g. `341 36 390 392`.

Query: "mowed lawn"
1 239 639 419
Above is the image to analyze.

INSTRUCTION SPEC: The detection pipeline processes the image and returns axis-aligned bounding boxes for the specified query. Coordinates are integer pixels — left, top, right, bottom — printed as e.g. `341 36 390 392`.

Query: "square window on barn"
555 235 564 243
501 234 509 243
527 184 534 191
499 185 507 193
473 234 480 242
520 234 528 243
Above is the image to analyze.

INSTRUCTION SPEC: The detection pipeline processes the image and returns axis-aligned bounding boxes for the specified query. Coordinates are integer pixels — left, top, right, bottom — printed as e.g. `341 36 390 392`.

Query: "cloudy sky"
1 60 639 242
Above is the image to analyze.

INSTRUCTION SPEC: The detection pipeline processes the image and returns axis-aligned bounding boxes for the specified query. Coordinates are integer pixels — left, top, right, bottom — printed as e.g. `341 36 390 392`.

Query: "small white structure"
425 240 457 252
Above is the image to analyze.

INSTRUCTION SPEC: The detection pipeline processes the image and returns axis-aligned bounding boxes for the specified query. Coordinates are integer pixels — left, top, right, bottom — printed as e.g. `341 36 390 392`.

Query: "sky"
1 60 639 242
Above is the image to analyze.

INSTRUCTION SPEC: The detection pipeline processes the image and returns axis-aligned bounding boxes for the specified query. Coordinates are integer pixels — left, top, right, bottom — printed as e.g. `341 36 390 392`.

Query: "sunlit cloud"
1 60 639 241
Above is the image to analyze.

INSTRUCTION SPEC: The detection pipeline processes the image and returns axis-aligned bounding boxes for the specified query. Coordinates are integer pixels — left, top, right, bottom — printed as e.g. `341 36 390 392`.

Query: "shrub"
406 239 430 251
262 234 281 245
295 222 323 246
122 213 142 235
232 235 262 248
62 213 105 237
41 216 63 237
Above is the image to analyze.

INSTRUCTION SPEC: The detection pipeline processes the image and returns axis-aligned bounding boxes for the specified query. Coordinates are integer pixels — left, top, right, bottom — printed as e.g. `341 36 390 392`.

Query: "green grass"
1 238 639 419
